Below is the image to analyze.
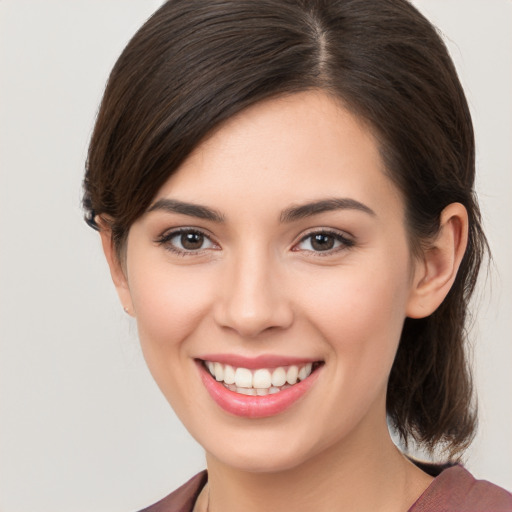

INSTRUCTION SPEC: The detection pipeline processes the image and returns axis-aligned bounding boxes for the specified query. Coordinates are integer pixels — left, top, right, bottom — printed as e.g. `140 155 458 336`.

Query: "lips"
196 356 323 418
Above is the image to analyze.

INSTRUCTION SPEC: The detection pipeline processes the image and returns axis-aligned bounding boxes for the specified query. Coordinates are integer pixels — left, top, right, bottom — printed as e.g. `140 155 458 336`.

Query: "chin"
209 445 312 474
201 422 332 475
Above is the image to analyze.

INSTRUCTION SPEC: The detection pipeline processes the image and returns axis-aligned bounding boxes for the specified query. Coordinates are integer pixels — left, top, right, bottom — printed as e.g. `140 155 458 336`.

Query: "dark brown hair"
83 0 487 458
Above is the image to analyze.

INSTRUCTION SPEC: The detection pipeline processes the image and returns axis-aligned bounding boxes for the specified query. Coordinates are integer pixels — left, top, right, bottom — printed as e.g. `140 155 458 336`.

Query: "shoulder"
409 464 512 512
137 471 208 512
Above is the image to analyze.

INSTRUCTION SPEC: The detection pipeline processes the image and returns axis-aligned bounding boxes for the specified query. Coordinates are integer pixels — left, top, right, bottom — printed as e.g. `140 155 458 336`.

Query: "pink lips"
196 357 322 419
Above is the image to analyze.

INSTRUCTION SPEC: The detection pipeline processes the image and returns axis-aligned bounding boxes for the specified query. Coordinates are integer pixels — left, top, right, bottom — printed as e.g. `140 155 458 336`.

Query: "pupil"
181 232 203 250
311 234 334 251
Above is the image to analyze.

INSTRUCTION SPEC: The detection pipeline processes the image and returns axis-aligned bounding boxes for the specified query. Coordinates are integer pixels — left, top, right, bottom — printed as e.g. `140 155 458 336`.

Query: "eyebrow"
147 196 375 224
147 198 225 223
279 198 376 223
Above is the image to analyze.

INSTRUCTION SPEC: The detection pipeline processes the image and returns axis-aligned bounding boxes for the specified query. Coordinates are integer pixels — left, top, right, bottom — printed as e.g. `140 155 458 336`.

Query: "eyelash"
155 228 219 256
293 229 355 256
155 228 355 256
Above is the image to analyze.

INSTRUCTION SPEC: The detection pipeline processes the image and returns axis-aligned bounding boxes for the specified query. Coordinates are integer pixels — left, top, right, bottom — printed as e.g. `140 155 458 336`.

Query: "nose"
213 246 294 338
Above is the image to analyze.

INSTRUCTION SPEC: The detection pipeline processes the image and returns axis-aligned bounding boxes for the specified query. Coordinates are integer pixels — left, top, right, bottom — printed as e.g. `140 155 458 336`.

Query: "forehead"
154 90 404 220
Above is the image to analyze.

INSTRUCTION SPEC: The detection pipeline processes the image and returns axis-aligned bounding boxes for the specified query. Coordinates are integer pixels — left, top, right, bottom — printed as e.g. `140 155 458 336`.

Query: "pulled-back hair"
83 0 487 458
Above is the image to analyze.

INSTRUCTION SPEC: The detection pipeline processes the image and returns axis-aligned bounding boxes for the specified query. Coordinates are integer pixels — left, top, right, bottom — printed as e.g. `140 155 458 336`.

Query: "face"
117 91 423 472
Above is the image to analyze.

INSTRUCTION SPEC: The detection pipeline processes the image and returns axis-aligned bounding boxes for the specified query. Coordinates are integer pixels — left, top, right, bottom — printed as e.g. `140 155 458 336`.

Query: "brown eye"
157 228 217 254
310 233 335 251
181 232 204 250
295 230 354 253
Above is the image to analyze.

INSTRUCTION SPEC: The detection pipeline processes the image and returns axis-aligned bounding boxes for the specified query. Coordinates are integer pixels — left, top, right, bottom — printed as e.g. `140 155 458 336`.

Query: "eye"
294 230 354 253
156 228 218 255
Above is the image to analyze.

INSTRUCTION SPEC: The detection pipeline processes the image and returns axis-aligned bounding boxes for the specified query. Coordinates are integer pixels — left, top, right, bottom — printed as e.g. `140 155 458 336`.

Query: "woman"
83 0 512 510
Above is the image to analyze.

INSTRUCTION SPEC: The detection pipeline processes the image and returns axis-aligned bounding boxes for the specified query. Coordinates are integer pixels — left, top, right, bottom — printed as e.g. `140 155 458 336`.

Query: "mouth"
203 360 322 396
196 356 324 418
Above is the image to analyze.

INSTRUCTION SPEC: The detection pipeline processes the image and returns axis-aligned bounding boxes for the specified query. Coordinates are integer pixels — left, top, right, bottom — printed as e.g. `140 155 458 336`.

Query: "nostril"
215 307 294 338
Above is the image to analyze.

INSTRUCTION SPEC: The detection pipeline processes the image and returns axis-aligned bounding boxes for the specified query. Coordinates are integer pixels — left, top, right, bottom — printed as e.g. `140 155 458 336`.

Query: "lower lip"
197 361 321 419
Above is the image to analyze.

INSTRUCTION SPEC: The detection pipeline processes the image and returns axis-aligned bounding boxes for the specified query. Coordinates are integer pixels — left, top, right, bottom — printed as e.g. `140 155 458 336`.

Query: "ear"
97 217 135 317
406 203 468 319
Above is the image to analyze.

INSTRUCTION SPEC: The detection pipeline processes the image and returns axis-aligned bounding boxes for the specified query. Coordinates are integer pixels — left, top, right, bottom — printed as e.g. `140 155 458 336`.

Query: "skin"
101 91 468 512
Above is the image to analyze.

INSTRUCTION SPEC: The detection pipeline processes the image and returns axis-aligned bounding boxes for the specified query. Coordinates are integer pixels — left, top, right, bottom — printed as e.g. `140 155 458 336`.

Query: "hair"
83 0 488 459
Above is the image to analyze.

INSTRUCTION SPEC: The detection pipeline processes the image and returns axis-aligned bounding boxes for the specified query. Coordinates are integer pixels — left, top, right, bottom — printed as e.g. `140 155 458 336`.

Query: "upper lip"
196 353 322 369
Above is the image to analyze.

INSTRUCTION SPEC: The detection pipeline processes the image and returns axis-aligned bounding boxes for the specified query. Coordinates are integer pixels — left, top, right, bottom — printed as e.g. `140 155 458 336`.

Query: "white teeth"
214 362 224 382
236 387 256 396
253 369 272 389
298 362 312 381
234 367 253 388
205 360 317 395
286 365 299 385
223 364 236 385
271 367 287 387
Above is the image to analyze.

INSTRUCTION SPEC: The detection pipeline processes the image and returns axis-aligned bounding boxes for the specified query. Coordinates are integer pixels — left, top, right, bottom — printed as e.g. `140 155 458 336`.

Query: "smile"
197 357 323 418
204 360 316 396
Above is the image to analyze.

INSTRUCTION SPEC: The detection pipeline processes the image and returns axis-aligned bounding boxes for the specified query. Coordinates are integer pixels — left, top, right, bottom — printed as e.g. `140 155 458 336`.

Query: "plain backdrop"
0 1 511 511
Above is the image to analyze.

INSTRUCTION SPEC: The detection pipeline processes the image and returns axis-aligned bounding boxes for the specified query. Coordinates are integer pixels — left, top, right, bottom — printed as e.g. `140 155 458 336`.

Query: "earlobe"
406 203 468 319
97 216 135 317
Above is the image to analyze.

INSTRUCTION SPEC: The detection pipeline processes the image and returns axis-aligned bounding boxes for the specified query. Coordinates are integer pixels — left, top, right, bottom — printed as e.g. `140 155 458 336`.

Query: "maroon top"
138 465 512 512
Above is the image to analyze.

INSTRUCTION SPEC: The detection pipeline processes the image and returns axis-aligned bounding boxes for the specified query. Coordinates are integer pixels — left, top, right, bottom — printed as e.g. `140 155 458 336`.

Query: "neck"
204 416 432 512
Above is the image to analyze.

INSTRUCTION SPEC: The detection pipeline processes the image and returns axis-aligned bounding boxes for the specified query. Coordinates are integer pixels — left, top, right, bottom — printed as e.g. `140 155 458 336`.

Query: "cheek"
126 261 222 421
127 259 216 360
297 261 411 385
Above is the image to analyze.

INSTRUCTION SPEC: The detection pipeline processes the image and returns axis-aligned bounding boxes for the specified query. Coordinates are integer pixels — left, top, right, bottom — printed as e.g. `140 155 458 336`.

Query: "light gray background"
0 1 511 511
